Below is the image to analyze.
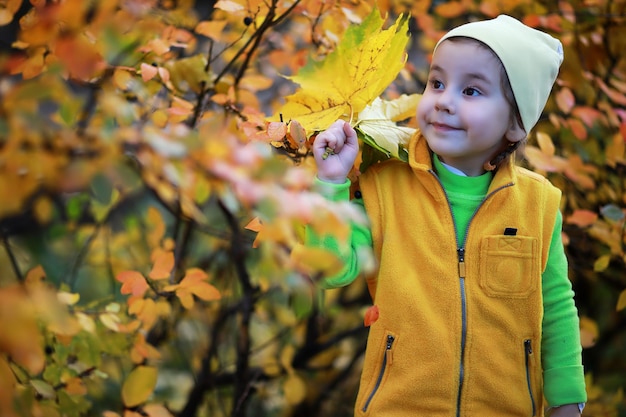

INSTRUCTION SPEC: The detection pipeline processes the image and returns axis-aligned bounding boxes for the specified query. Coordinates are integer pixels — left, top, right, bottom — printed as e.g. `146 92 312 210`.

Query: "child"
309 15 586 417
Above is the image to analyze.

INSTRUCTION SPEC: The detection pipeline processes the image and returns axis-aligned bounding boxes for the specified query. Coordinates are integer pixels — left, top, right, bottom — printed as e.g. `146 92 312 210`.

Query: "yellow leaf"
176 289 195 309
579 316 598 348
121 366 158 408
617 290 626 311
290 244 344 277
524 146 567 173
215 0 244 12
188 281 221 301
271 8 410 135
535 131 555 156
114 68 133 90
147 206 166 247
0 285 45 374
0 0 22 26
57 291 80 305
283 373 307 405
76 312 96 333
355 95 419 159
100 312 120 331
195 20 228 40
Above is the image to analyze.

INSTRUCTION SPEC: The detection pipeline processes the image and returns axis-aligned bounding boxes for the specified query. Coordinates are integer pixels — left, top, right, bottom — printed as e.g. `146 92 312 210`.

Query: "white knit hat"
435 15 564 133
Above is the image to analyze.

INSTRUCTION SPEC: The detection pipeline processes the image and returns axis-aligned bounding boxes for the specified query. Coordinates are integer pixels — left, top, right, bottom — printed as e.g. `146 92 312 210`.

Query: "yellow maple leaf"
271 8 410 136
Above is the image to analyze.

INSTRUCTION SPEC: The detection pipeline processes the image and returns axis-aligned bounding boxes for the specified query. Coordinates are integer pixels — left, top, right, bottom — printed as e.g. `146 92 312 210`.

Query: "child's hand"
313 120 359 184
548 404 582 417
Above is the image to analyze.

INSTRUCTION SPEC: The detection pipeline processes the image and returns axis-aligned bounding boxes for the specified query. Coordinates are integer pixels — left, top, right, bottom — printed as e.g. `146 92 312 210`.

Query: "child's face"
417 39 524 176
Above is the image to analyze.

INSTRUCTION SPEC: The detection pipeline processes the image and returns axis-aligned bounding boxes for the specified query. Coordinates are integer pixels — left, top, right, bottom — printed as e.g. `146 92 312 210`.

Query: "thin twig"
1 229 23 282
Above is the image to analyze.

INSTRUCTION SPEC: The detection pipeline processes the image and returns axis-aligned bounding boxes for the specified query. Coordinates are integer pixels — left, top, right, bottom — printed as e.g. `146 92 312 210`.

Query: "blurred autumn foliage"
0 0 624 417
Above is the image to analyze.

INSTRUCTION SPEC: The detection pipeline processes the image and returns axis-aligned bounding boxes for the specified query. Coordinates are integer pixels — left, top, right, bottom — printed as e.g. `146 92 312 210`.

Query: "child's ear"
505 120 526 143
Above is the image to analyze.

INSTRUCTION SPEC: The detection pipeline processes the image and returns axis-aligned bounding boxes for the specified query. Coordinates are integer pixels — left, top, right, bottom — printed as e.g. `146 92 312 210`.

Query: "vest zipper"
524 339 537 416
361 334 395 412
429 170 513 417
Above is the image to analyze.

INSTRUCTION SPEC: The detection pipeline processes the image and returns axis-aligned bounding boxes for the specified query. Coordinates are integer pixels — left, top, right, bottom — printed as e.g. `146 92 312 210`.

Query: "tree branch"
216 198 257 417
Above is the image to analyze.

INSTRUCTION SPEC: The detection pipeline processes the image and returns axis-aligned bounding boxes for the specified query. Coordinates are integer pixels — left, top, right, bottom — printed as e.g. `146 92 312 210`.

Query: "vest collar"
407 130 517 193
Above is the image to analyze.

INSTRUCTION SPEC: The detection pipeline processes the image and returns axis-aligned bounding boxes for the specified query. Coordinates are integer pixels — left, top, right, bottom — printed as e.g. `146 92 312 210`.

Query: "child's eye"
429 79 444 90
463 87 481 96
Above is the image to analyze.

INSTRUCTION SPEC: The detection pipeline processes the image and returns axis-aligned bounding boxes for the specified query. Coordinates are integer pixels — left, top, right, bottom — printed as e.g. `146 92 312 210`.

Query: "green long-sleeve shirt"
308 154 586 407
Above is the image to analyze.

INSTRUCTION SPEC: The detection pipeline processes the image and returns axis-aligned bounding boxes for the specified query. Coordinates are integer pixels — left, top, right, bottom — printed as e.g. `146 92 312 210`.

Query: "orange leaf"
157 67 170 83
596 77 626 106
116 271 149 297
555 87 575 114
180 268 209 284
566 209 598 227
288 120 307 150
64 377 87 395
434 1 466 18
267 122 287 141
571 106 604 127
178 269 221 301
143 404 175 417
245 217 262 232
364 305 379 327
141 63 158 82
148 248 174 280
568 118 588 140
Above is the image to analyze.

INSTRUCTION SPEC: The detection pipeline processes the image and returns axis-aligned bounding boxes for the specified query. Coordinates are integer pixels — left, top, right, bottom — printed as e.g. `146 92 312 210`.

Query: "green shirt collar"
433 154 492 196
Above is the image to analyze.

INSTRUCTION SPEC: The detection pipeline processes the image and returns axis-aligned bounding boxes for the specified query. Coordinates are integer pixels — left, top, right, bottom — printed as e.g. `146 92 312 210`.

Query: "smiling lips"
431 122 460 131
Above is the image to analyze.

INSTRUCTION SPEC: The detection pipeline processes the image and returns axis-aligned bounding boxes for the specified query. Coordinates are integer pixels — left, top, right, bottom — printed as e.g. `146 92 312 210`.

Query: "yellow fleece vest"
355 133 561 417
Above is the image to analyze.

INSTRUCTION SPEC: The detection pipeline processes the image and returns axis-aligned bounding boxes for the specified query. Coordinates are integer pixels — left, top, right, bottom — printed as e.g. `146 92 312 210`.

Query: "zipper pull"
386 335 395 365
457 248 466 279
525 339 533 355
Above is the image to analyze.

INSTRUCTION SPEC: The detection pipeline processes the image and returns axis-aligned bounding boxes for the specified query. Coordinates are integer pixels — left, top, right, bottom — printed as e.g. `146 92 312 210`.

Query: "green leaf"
593 254 611 272
600 204 625 222
91 173 113 205
31 379 56 399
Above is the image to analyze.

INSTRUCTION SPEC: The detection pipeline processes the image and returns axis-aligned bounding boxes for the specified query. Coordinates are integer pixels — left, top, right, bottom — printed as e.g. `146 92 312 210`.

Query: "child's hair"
443 37 525 171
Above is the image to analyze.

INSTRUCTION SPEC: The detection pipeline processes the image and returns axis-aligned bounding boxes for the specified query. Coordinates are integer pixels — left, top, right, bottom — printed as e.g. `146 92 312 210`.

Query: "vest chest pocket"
479 235 539 298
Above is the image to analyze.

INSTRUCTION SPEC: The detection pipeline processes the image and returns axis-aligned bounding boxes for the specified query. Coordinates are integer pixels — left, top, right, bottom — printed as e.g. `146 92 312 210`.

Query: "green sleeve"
305 178 373 288
541 210 587 405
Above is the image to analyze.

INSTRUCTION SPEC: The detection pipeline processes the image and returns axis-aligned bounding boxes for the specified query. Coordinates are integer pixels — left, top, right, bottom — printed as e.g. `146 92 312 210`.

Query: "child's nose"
435 90 455 113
